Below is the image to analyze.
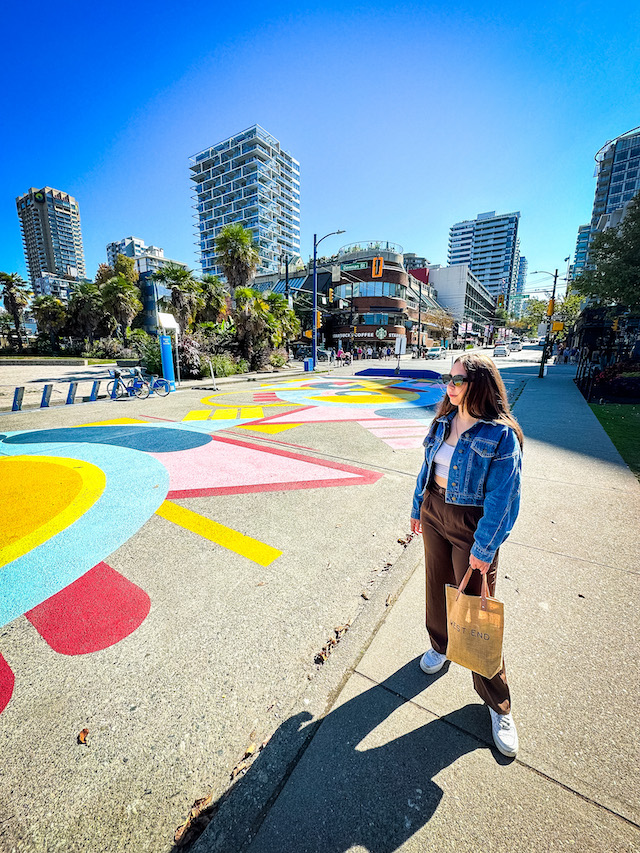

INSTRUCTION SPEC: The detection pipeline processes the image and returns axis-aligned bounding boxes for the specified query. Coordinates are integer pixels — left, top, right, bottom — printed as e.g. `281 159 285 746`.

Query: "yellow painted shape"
80 418 148 426
183 410 213 421
240 407 264 419
156 500 281 567
0 456 106 568
237 423 302 434
311 390 418 405
211 409 238 419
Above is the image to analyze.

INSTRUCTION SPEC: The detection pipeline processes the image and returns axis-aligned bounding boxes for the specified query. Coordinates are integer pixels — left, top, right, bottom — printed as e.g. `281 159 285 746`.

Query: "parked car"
537 337 546 346
509 340 523 352
425 346 445 359
493 344 510 357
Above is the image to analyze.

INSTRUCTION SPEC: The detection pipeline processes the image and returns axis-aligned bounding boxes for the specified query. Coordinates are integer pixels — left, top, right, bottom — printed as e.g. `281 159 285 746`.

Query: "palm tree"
214 224 260 301
234 287 274 369
100 274 143 346
68 281 103 344
152 263 201 332
195 274 229 324
32 295 67 351
265 291 300 348
0 272 32 351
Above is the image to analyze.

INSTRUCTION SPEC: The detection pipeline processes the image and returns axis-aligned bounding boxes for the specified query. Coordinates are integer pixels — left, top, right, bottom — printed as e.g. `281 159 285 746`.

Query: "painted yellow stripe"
156 501 281 567
240 407 264 419
211 409 237 419
80 418 148 426
237 423 302 434
183 410 212 421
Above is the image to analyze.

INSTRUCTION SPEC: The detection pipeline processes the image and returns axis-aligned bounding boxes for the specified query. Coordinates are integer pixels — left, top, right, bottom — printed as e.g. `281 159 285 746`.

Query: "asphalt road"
0 351 543 852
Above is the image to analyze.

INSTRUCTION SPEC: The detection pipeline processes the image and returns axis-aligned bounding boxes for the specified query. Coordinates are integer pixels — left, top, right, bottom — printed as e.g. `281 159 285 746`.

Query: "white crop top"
433 441 455 479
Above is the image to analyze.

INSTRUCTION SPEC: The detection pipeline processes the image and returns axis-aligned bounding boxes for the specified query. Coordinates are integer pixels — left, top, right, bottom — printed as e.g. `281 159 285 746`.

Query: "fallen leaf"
77 728 89 745
244 743 257 759
361 591 370 600
260 735 271 750
231 761 249 779
249 728 257 741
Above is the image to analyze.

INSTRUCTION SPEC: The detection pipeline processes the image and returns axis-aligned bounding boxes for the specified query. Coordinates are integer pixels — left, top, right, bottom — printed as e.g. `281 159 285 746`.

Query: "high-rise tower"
447 210 520 306
189 125 300 278
16 187 86 292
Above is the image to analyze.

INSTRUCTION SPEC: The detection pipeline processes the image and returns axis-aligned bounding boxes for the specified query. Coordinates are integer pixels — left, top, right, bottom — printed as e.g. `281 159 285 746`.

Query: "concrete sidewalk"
194 366 640 853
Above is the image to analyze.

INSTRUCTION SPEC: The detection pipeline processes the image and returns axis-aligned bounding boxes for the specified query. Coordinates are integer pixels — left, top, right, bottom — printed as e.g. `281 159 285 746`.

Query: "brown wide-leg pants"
420 481 511 714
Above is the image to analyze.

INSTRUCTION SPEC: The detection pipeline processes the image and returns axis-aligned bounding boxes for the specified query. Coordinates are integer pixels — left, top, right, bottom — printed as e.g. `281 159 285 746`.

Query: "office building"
447 210 520 305
427 264 495 340
590 128 640 241
569 224 590 283
189 125 300 278
16 187 86 289
511 255 527 318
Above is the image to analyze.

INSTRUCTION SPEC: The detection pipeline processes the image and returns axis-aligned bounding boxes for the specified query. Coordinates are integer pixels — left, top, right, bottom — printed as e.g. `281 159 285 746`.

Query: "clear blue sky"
2 0 639 299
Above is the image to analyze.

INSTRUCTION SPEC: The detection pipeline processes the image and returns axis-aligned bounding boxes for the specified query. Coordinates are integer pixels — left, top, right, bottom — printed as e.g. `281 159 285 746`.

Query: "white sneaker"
489 708 519 757
419 648 447 674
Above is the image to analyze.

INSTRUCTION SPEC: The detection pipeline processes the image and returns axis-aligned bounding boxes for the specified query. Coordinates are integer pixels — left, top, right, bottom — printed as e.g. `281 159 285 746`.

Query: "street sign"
394 336 406 355
375 327 386 340
341 262 367 271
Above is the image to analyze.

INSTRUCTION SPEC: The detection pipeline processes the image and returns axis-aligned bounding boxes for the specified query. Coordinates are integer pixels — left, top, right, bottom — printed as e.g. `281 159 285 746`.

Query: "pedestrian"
337 347 344 365
410 353 523 758
329 348 336 366
367 346 373 359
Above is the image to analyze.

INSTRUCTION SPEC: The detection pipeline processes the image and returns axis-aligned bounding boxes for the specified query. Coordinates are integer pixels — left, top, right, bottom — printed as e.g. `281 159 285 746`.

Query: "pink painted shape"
262 406 384 424
25 563 151 656
367 426 430 438
0 655 14 715
358 419 432 429
384 437 426 449
151 435 382 498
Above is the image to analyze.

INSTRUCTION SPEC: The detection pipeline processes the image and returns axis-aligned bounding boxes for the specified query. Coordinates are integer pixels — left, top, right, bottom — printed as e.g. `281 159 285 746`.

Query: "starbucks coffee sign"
375 327 386 340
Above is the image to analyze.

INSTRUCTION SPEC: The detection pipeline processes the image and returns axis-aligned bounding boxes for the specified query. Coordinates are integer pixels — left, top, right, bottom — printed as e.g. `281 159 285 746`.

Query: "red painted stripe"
219 430 314 451
166 474 380 499
0 655 14 715
25 563 151 656
135 414 177 422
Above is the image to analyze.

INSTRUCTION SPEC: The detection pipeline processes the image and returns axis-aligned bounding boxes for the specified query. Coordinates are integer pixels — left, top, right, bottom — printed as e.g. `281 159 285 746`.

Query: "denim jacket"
411 411 522 563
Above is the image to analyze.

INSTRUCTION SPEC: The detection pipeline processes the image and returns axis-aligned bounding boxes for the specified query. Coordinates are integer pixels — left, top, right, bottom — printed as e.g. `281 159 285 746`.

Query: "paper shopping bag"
445 567 504 679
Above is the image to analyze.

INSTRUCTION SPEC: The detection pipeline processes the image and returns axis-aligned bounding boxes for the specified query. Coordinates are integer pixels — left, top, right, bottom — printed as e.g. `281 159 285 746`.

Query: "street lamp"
313 230 345 369
530 269 567 378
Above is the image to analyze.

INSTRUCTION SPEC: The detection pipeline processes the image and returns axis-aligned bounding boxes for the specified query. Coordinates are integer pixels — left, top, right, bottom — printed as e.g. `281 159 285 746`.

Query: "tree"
214 223 260 300
573 193 640 310
153 263 201 332
555 293 583 329
0 272 31 350
95 264 115 287
195 274 229 324
32 295 67 350
264 291 300 348
233 287 274 369
67 281 103 344
522 299 547 335
100 275 143 345
114 253 139 286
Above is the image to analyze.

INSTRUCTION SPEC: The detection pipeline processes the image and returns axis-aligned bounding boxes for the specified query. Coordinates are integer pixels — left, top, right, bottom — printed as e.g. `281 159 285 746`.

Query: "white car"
493 345 510 357
509 340 523 352
426 346 445 359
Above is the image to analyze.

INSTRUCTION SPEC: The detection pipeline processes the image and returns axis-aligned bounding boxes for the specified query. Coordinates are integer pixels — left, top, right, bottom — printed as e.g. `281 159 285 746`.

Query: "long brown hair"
434 353 524 448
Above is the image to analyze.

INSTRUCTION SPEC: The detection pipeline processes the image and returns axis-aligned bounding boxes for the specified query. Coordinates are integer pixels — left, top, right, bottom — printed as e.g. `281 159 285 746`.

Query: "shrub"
269 349 287 368
177 334 202 378
206 353 248 377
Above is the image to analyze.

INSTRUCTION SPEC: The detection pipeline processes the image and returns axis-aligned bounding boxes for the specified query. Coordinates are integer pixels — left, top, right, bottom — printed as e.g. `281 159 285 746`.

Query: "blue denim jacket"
411 411 522 563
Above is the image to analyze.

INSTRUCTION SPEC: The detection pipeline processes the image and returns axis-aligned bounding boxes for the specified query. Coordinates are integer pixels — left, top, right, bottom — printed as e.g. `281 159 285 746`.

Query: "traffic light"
352 326 357 334
497 294 504 308
316 311 322 328
328 288 334 302
546 298 555 317
612 317 619 331
372 257 384 278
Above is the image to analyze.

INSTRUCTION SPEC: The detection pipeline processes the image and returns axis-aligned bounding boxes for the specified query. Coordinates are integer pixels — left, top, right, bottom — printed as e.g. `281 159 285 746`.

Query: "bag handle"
455 566 490 611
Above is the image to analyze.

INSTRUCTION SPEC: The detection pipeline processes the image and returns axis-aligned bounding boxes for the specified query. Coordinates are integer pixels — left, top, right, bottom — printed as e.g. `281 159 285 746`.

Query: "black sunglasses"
440 373 470 387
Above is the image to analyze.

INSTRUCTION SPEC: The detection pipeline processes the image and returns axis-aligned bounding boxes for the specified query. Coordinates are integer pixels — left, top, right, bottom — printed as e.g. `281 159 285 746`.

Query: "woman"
410 353 523 757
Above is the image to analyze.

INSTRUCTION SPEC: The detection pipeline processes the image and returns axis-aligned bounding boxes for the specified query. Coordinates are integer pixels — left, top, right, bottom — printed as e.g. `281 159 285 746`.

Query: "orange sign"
372 257 384 278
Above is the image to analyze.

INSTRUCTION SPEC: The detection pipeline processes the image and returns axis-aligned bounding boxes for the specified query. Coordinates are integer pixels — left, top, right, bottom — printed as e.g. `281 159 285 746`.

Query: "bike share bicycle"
107 368 171 400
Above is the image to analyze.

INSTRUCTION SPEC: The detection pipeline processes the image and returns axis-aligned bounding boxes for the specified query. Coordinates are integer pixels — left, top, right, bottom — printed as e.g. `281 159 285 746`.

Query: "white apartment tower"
447 210 520 306
16 187 86 288
189 125 300 278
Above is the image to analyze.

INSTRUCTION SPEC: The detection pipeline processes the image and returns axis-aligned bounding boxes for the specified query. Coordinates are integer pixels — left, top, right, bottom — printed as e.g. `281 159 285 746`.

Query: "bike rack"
12 387 24 411
40 385 53 408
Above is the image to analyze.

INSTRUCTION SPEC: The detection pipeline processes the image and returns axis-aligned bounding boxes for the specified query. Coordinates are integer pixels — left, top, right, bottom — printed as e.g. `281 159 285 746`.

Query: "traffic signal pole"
538 268 558 379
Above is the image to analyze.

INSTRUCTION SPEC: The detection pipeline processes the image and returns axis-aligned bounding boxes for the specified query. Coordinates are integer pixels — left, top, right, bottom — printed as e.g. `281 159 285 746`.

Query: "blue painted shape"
12 388 24 411
0 441 169 628
374 406 439 420
89 380 101 402
355 368 442 379
2 426 212 453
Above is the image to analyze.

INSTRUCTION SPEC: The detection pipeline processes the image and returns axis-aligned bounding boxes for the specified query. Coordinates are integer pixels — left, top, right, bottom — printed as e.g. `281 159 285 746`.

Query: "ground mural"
0 374 445 714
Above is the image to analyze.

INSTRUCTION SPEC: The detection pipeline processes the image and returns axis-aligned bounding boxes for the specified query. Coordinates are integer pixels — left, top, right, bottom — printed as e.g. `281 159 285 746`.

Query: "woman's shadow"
184 658 498 853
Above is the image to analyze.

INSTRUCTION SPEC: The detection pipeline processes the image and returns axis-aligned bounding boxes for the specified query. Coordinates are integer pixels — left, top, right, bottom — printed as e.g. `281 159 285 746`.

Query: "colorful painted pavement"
0 374 446 715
